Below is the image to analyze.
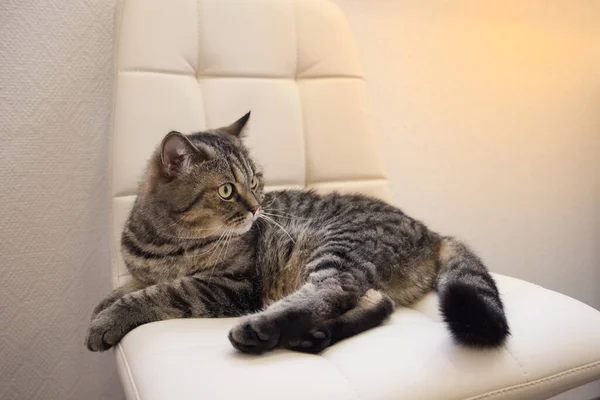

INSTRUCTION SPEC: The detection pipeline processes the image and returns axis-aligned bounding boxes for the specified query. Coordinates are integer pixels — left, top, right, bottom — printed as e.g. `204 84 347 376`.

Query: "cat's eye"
218 183 234 200
251 176 259 190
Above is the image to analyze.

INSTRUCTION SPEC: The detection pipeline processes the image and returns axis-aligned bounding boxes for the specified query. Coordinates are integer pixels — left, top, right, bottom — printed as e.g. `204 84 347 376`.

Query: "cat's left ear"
220 111 251 138
160 131 214 178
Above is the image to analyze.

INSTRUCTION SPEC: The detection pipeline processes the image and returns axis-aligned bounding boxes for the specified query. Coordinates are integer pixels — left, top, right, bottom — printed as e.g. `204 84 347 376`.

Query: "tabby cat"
85 112 509 354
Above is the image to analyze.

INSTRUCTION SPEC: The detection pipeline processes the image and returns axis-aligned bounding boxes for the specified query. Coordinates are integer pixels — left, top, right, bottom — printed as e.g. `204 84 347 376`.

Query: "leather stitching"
290 0 307 187
113 178 389 198
463 360 600 400
504 346 529 382
116 343 142 400
121 69 195 77
321 356 362 400
308 177 388 186
118 69 363 80
196 0 209 129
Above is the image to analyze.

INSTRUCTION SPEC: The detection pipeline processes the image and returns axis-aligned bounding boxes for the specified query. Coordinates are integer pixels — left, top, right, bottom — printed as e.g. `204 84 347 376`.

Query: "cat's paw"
228 315 280 354
85 313 126 352
286 328 332 354
90 297 119 321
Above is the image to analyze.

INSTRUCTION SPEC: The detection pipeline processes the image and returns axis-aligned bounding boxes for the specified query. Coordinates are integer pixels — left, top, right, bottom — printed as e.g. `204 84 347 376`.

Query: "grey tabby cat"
86 112 509 354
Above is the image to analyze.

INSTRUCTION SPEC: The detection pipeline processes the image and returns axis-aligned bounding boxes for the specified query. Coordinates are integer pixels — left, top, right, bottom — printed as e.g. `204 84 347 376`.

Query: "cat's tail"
436 237 510 347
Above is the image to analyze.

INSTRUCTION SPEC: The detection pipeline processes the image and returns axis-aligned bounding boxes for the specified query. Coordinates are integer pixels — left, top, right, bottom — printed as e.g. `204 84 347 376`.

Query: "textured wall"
1 0 598 399
0 0 123 399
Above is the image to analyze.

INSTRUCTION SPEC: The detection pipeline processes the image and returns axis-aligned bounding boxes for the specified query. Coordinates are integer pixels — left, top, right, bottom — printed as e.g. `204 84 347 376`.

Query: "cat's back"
262 189 401 224
259 189 436 271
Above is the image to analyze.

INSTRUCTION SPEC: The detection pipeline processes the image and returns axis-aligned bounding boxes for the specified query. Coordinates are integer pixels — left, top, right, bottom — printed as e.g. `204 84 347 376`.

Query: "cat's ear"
160 131 212 177
220 111 251 138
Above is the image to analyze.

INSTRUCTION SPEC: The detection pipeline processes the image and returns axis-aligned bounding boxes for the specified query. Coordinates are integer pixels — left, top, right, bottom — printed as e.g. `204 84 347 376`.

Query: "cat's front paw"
228 315 280 354
286 327 332 354
85 312 127 352
90 297 119 321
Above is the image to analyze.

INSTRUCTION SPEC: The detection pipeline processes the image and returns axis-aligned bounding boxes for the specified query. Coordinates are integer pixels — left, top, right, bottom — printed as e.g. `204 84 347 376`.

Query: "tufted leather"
110 0 600 399
110 0 390 287
115 275 600 400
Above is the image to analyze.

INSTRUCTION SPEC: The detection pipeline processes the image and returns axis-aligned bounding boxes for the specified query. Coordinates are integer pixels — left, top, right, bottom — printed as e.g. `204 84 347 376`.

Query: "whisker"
255 218 264 237
196 229 223 263
158 213 188 230
206 229 228 265
219 230 233 267
162 223 225 240
207 228 231 285
259 215 295 244
261 195 278 209
215 229 231 265
261 209 309 220
182 237 223 260
260 211 308 221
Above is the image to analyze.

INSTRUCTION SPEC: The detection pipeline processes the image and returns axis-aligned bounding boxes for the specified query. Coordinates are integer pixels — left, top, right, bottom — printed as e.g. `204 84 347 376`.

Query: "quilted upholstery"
110 0 600 399
110 0 390 286
115 275 600 400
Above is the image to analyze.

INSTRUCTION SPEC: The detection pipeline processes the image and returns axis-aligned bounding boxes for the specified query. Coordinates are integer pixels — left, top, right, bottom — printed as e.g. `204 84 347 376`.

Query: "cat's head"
141 112 264 238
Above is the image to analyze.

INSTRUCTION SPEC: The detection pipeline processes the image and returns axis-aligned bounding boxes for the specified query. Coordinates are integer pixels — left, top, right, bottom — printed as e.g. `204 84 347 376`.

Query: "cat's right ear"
160 132 212 178
220 111 251 138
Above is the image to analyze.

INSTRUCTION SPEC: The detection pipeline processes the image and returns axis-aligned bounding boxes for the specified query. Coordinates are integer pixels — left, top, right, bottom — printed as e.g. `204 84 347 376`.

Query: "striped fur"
86 114 509 353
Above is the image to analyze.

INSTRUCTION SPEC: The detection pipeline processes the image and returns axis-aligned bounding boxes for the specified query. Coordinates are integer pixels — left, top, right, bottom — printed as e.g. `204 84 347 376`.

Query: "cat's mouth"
228 214 256 234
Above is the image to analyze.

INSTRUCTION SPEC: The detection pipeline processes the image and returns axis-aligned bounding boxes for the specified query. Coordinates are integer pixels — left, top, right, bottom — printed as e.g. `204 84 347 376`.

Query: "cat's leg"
286 289 394 353
90 279 147 320
229 264 371 354
85 274 257 351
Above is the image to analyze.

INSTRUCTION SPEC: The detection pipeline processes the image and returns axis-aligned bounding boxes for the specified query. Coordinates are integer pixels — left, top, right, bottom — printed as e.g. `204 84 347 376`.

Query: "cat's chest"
260 233 315 305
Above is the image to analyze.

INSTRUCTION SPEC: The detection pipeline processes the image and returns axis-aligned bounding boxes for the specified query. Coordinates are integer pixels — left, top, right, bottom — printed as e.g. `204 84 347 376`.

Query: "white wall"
0 1 598 399
335 1 600 398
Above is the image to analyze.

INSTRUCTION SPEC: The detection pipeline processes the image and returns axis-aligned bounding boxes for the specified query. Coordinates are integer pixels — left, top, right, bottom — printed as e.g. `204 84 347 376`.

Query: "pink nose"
250 205 260 215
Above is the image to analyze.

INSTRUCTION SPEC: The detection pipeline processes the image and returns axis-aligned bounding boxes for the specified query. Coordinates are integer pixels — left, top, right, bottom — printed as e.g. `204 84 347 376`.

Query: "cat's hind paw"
228 315 280 354
286 328 332 354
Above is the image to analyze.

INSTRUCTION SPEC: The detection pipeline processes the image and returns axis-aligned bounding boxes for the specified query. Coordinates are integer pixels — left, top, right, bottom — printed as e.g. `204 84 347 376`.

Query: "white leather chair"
109 0 600 398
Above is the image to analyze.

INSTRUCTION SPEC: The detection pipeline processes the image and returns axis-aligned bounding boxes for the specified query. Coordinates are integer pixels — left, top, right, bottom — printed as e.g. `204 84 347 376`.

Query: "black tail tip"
440 282 510 348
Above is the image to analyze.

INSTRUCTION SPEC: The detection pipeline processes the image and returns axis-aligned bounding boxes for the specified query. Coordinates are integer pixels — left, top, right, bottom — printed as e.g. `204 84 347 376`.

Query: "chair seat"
115 274 600 400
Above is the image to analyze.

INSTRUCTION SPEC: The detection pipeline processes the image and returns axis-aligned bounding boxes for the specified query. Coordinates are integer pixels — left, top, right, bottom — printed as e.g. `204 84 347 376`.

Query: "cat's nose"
250 205 260 215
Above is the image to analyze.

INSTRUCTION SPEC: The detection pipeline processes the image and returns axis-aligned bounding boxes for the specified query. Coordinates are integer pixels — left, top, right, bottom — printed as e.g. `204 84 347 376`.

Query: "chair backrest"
110 0 391 287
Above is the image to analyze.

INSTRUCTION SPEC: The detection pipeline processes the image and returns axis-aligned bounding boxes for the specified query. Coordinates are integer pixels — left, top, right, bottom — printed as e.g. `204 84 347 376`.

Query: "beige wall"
0 0 597 399
337 0 600 308
335 1 600 398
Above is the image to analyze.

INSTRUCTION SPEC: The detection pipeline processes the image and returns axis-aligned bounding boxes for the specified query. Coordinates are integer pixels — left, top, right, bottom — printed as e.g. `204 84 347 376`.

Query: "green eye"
218 183 234 200
251 176 259 190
